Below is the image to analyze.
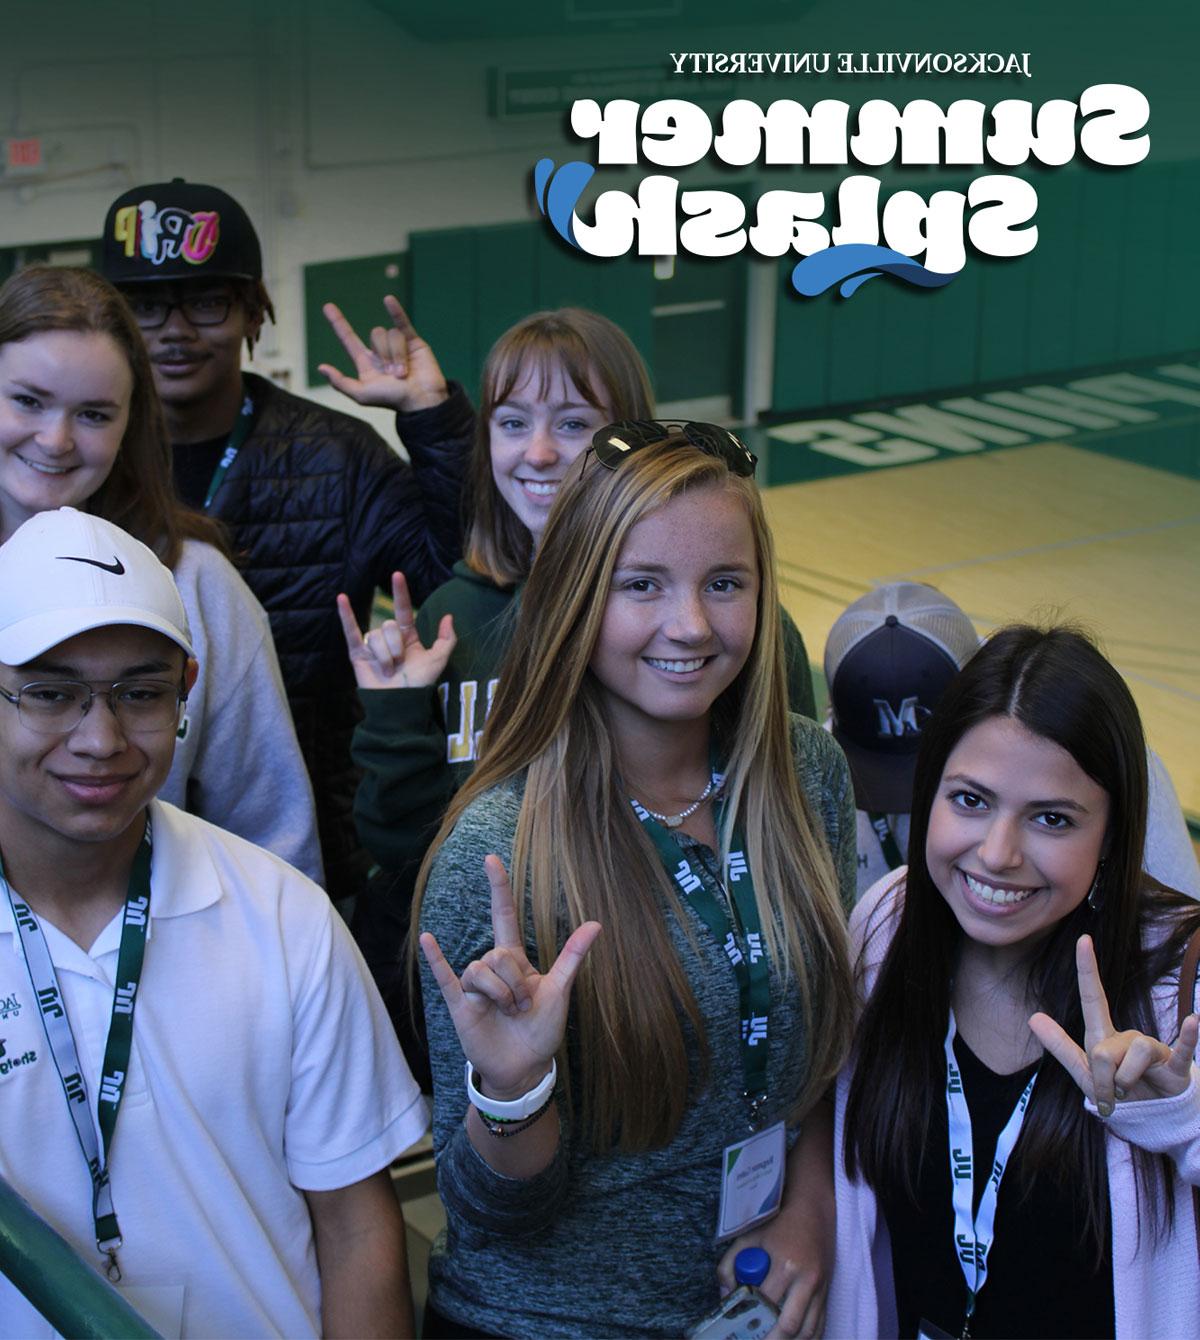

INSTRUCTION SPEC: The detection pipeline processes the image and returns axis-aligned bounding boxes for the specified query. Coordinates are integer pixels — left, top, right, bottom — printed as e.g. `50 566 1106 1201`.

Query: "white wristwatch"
465 1058 557 1120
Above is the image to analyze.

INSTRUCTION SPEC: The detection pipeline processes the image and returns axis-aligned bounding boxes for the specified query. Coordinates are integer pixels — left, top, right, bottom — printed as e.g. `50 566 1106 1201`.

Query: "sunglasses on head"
588 420 758 477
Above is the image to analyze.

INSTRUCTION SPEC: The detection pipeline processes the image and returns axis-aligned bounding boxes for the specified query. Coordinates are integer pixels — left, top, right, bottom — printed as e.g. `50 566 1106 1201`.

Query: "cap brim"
0 608 194 666
832 730 918 814
111 269 258 283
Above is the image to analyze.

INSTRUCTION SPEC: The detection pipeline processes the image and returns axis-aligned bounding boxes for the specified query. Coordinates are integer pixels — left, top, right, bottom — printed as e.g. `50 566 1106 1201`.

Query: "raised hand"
1030 933 1199 1117
318 296 449 412
336 571 455 690
420 855 601 1100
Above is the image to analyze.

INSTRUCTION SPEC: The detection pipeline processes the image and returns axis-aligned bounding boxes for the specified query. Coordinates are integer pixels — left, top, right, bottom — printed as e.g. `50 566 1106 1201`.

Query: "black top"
172 435 228 510
881 1034 1115 1340
167 375 472 900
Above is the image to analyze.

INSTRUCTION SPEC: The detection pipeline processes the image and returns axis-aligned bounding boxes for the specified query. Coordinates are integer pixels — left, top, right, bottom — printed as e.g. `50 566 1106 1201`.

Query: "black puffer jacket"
206 374 472 899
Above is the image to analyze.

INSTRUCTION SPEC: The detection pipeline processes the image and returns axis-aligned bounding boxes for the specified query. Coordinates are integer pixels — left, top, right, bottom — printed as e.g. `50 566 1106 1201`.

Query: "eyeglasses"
125 293 234 330
0 679 188 734
589 420 758 477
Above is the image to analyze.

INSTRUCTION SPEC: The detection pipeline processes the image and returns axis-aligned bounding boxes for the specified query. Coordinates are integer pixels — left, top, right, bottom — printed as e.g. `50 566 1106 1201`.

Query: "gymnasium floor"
747 359 1200 826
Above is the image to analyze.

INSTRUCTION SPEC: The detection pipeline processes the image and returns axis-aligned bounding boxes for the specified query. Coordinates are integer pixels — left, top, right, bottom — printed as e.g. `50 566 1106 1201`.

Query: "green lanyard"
631 777 772 1127
868 811 905 871
202 384 255 510
0 826 152 1281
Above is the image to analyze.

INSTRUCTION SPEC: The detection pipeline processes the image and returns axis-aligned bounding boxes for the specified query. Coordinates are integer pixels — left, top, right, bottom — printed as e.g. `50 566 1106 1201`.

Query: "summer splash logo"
533 84 1148 299
111 199 221 268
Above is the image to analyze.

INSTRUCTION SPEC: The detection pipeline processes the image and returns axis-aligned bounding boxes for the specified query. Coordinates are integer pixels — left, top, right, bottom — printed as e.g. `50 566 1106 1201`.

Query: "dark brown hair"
0 265 225 565
845 624 1200 1255
229 277 275 356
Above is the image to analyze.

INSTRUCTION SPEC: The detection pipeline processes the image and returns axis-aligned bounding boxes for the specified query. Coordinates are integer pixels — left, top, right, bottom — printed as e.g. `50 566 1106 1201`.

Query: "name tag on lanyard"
717 1119 786 1240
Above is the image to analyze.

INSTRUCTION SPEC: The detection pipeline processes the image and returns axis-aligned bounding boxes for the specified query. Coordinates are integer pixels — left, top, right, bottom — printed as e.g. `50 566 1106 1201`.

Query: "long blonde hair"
465 308 654 586
415 441 853 1151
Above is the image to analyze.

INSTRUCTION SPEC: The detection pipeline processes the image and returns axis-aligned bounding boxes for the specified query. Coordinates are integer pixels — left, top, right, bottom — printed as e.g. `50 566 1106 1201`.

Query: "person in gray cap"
825 582 981 900
0 508 425 1337
100 178 472 904
826 582 1200 901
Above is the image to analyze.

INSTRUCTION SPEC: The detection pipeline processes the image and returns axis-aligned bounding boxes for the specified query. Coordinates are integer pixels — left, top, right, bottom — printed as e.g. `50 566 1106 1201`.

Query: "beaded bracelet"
475 1090 556 1138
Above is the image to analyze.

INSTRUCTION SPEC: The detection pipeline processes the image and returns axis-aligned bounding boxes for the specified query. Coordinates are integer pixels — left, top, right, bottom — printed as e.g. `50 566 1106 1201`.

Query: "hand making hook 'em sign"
336 570 456 691
420 855 602 1101
1029 933 1199 1117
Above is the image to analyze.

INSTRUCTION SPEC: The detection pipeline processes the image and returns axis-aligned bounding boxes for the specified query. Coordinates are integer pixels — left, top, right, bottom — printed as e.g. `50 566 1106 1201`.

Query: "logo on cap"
56 554 126 576
873 696 927 739
112 200 220 268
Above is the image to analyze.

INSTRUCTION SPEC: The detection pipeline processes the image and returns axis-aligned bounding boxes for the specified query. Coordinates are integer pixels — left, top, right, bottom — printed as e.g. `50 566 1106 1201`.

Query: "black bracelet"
476 1091 555 1138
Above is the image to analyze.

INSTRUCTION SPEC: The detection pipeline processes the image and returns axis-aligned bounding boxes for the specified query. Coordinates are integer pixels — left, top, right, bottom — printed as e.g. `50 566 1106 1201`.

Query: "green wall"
771 160 1200 414
309 160 1200 420
406 222 653 402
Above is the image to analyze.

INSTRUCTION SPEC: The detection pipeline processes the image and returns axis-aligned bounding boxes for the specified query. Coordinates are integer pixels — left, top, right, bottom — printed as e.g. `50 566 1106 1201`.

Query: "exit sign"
5 138 44 174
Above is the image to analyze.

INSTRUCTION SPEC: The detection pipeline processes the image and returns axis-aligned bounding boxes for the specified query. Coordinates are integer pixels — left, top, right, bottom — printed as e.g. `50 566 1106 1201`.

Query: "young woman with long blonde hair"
412 429 855 1339
329 309 815 1067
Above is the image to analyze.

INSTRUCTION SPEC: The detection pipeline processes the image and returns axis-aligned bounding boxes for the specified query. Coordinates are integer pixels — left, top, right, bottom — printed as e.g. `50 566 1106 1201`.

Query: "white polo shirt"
0 800 428 1339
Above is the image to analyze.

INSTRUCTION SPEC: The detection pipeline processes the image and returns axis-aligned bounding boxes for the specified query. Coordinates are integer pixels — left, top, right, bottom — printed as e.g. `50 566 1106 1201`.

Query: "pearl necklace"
633 776 717 829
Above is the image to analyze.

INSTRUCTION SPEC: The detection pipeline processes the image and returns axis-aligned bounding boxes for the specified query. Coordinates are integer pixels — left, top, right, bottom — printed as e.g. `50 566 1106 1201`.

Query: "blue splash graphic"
791 244 958 298
533 159 595 249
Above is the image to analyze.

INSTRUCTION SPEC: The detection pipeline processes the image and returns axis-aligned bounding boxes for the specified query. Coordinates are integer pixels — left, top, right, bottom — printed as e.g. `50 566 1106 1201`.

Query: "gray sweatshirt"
161 540 322 884
420 715 855 1339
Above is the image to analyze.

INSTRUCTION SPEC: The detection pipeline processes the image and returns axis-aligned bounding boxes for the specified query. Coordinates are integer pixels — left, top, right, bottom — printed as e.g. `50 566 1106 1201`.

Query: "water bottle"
687 1246 780 1339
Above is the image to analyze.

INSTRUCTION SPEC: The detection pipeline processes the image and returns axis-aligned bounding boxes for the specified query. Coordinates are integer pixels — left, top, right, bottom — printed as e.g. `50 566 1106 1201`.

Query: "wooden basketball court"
764 440 1200 822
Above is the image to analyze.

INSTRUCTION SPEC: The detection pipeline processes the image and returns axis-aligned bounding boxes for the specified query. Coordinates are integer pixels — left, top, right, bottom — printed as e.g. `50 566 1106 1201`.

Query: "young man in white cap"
0 508 426 1337
100 178 473 904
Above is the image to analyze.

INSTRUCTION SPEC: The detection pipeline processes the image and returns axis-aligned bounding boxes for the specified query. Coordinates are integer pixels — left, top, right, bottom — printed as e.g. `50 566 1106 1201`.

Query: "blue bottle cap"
734 1246 770 1287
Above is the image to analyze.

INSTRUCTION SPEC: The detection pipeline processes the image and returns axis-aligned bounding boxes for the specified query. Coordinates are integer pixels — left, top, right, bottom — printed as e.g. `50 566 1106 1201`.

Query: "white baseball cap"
0 508 193 665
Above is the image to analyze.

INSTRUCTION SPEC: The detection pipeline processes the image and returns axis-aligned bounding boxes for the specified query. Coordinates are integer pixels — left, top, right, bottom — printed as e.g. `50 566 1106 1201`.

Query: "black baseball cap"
825 583 980 813
101 178 262 285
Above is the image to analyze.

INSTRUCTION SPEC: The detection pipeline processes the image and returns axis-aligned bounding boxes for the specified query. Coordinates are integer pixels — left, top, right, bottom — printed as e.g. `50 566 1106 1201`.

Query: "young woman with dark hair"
828 625 1200 1340
0 265 320 880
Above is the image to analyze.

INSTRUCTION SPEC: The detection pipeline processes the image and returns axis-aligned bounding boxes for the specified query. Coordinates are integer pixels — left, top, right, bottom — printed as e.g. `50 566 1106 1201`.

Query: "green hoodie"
353 560 517 874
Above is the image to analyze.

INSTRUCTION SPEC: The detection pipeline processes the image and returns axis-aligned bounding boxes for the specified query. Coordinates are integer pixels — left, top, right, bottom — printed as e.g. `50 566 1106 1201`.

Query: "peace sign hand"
1030 934 1199 1117
336 571 456 690
318 296 449 412
420 855 602 1100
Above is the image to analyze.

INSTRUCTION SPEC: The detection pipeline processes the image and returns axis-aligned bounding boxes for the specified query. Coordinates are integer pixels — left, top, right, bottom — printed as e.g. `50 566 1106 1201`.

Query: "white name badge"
716 1119 786 1240
115 1284 186 1340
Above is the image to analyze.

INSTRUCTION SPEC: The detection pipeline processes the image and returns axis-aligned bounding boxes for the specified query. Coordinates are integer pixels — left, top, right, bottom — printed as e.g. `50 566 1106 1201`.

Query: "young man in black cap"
824 583 981 900
101 179 472 902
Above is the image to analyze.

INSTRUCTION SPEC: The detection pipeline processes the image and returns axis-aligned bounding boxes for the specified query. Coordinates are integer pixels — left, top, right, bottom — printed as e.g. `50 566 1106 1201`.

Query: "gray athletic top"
419 715 855 1339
